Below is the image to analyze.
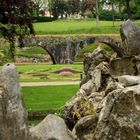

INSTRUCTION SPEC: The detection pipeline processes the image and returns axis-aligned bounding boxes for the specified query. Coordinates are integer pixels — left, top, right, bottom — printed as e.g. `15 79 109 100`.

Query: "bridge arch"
40 37 96 64
41 47 56 64
24 36 96 64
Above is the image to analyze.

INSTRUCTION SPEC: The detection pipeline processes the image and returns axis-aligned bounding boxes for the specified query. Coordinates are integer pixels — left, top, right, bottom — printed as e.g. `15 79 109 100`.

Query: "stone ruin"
0 21 140 140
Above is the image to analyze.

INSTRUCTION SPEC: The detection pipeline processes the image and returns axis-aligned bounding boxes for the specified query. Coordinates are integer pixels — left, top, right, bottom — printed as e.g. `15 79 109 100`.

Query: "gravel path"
20 81 80 87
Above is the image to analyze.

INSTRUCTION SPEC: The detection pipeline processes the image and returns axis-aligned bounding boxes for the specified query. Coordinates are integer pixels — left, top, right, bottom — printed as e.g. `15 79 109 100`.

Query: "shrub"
84 10 94 18
99 9 125 21
75 42 113 62
73 97 96 120
33 16 56 22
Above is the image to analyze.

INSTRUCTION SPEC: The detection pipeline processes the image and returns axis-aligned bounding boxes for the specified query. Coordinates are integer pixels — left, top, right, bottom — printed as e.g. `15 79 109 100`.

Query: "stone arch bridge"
24 35 120 64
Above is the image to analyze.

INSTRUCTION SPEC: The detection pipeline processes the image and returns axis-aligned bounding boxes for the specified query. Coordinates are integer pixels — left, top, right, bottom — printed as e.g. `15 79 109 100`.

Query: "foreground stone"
97 21 140 58
120 20 140 56
72 115 98 140
94 85 140 140
64 47 140 140
0 64 75 140
30 114 75 140
0 63 29 140
117 75 140 87
63 48 115 128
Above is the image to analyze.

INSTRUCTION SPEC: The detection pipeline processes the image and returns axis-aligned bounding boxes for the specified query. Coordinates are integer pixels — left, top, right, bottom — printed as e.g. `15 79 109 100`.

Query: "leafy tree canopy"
0 0 35 60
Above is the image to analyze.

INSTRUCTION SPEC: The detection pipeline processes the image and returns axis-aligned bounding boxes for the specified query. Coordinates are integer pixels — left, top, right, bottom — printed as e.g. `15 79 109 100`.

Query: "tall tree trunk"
95 0 99 28
125 0 132 19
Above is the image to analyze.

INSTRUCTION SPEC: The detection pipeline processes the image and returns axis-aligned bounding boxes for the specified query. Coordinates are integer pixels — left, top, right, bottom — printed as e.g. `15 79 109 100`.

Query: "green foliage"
100 10 114 21
137 135 140 140
16 46 47 58
22 85 79 110
34 20 123 34
81 0 96 17
84 10 94 18
0 43 14 64
73 96 96 120
33 16 56 22
76 43 113 61
29 119 42 126
66 0 81 15
132 0 140 19
0 0 34 60
48 0 66 19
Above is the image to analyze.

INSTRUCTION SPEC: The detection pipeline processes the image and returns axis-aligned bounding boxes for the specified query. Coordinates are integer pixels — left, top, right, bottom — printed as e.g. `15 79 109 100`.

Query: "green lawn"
76 42 114 61
16 46 47 58
22 85 78 111
34 20 140 34
16 64 83 82
34 20 122 34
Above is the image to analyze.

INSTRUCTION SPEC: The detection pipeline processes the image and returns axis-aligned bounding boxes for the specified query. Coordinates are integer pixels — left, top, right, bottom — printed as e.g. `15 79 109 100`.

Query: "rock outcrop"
0 63 29 140
120 20 140 56
98 21 140 57
63 47 140 140
94 85 140 140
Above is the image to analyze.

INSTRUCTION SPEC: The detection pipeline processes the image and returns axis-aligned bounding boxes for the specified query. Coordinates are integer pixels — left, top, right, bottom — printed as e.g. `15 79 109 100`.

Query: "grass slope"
75 42 113 61
33 20 140 35
22 85 79 111
16 47 47 58
34 20 122 34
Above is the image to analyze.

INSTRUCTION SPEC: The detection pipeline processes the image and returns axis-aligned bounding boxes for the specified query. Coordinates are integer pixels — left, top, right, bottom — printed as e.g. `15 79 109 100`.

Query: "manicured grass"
22 85 79 111
16 46 47 58
34 20 140 35
16 64 83 82
76 42 114 61
34 20 122 34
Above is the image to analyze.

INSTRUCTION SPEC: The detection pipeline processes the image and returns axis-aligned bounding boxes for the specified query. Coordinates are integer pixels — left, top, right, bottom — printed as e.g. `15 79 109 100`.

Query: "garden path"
20 81 80 87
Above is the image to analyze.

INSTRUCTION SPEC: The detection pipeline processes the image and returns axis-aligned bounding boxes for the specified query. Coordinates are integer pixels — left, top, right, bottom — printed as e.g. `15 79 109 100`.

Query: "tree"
118 0 134 19
81 0 99 27
33 0 48 17
124 0 132 18
132 0 140 19
103 0 118 26
66 0 81 16
0 0 35 61
95 0 99 27
48 0 66 19
81 0 96 16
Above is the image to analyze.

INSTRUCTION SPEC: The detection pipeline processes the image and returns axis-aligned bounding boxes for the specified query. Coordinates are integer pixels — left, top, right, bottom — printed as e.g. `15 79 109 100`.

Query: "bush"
84 11 94 18
99 9 125 21
100 10 113 21
75 42 113 62
33 16 56 22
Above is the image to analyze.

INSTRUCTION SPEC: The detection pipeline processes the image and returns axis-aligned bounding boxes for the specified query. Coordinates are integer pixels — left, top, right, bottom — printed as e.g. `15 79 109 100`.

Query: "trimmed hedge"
99 10 127 21
33 16 56 22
